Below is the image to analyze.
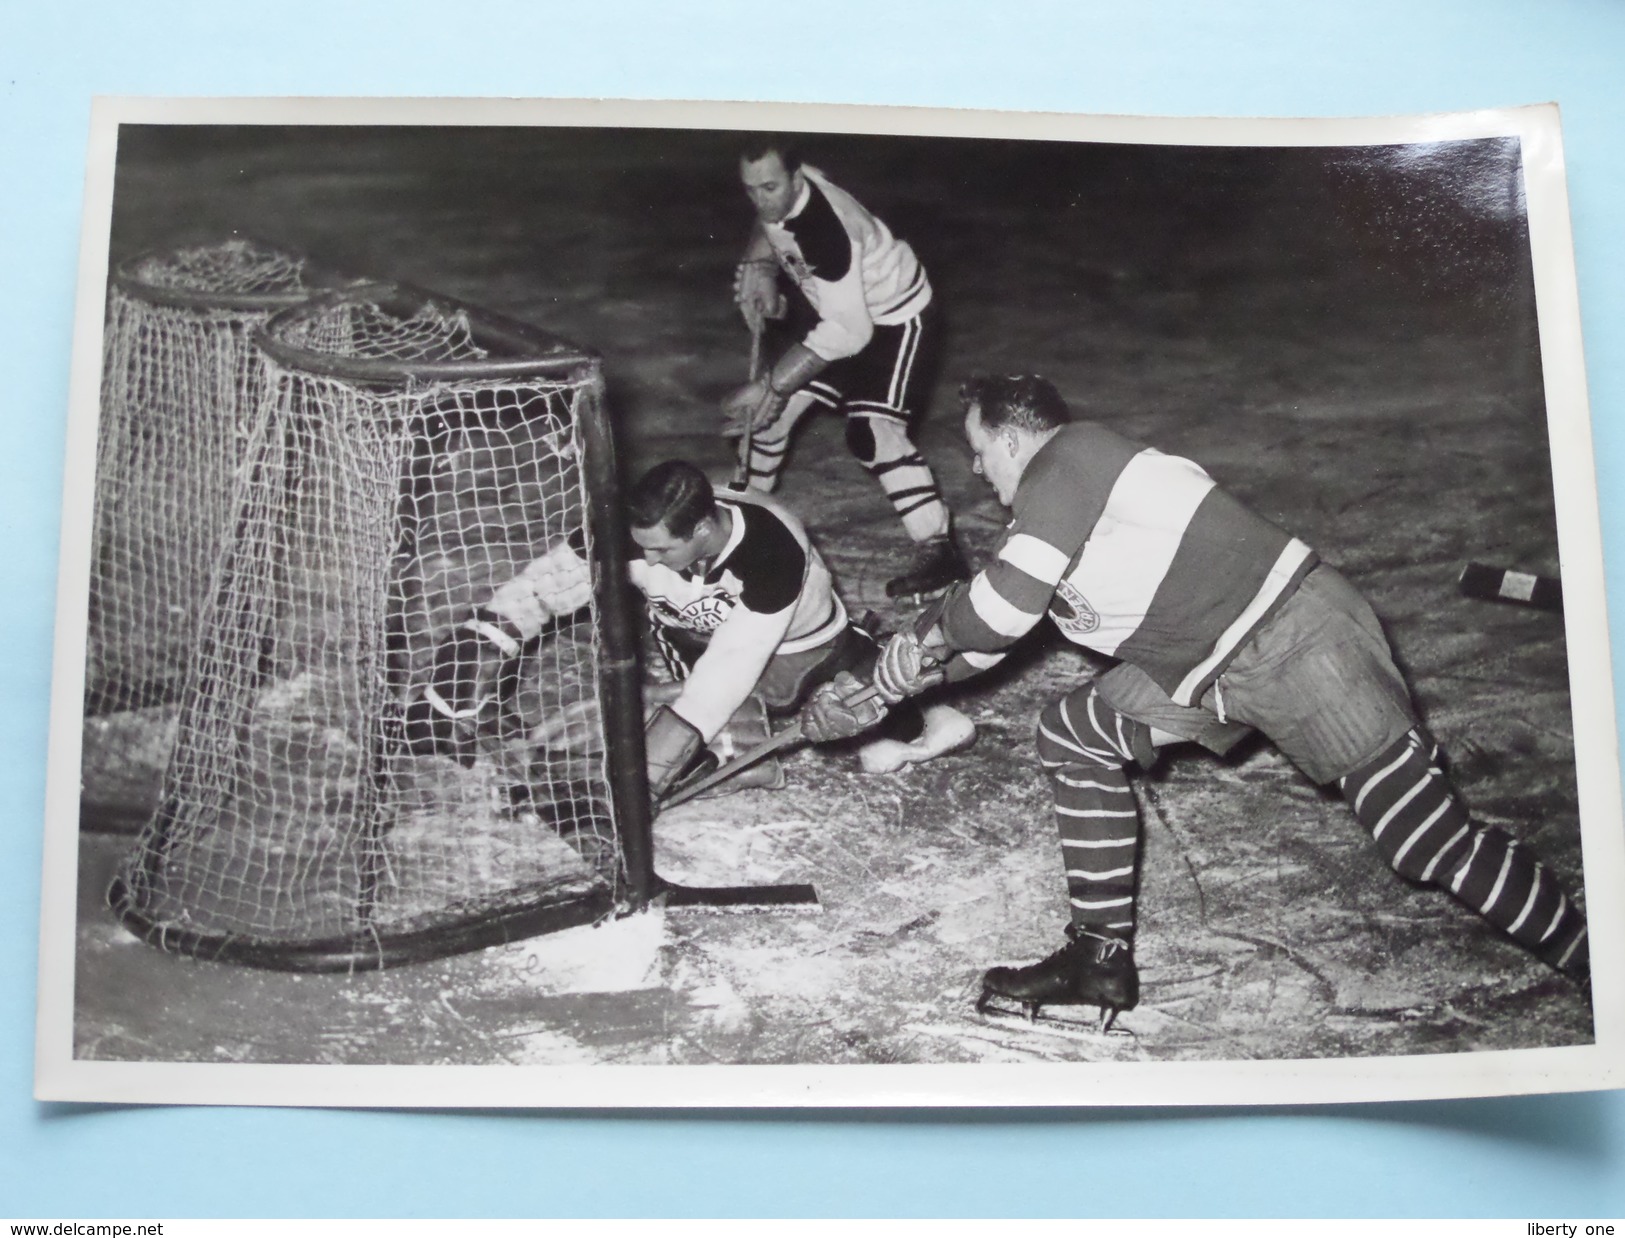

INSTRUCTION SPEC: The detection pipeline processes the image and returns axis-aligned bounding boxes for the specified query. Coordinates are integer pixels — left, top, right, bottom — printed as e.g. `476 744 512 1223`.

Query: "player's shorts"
773 285 938 425
1094 564 1416 785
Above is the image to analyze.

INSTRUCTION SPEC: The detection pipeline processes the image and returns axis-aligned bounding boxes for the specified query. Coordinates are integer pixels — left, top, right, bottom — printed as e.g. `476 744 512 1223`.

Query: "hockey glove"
874 628 946 704
721 376 790 436
645 705 706 803
798 670 889 743
733 258 786 333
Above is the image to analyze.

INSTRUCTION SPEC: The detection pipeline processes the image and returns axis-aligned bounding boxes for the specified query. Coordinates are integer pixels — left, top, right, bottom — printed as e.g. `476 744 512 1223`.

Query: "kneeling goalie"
404 458 973 805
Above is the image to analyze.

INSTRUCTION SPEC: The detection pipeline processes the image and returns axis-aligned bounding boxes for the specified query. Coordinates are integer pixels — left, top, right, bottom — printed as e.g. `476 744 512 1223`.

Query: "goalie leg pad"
668 694 786 799
712 692 773 760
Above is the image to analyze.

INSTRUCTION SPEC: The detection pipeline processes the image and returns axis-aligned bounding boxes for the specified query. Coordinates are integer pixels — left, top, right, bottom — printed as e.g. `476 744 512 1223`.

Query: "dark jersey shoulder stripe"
714 501 806 614
784 178 853 281
1011 423 1142 547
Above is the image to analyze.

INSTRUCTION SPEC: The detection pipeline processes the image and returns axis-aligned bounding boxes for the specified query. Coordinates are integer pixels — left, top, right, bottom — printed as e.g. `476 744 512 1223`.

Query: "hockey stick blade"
1458 562 1563 613
653 875 821 914
660 683 884 810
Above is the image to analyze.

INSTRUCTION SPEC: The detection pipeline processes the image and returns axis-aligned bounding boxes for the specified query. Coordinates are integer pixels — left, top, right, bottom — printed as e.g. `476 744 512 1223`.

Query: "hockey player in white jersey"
723 138 969 601
404 460 973 803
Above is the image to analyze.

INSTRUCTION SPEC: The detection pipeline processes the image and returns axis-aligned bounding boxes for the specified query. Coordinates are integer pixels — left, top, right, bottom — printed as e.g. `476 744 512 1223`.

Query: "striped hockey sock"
744 434 789 492
848 412 950 542
744 390 822 493
1035 686 1150 937
1340 729 1588 978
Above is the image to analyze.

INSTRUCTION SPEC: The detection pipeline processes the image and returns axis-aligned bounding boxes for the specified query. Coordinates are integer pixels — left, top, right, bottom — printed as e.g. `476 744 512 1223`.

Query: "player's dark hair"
740 134 803 172
959 374 1072 433
628 460 717 539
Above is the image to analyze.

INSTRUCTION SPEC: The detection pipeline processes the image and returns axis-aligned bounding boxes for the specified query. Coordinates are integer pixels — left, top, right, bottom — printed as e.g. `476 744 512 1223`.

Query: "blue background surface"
4 0 1623 1218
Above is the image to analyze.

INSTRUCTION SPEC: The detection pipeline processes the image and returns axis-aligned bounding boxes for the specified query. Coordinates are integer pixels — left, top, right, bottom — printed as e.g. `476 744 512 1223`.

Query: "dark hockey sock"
1036 688 1147 937
1340 729 1588 974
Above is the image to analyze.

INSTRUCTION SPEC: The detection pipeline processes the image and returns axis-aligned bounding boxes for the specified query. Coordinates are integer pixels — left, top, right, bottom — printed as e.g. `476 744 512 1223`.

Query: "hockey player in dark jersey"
403 460 973 803
853 374 1589 1029
722 137 970 601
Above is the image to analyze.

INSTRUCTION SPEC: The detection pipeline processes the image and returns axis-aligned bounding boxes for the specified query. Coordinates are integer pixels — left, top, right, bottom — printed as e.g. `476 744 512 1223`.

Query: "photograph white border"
34 94 1625 1109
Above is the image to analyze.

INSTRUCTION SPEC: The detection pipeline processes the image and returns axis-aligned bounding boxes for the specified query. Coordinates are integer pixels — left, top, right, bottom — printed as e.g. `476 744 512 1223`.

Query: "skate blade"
975 991 1129 1036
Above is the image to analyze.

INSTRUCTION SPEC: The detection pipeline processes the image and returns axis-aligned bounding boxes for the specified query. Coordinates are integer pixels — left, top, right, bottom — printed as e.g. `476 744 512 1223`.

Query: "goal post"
107 282 653 971
84 240 338 832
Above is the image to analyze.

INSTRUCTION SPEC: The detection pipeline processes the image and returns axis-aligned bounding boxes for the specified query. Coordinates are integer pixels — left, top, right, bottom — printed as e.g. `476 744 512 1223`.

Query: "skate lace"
1072 928 1130 964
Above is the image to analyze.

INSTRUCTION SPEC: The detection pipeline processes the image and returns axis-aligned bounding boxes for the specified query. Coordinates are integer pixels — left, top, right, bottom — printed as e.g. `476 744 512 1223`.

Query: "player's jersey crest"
781 251 814 286
647 587 733 634
674 593 731 633
1049 580 1100 636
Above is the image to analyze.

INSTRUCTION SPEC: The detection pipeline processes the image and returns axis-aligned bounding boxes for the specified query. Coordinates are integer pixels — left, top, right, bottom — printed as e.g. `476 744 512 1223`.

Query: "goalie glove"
733 257 786 332
645 705 706 803
798 670 889 744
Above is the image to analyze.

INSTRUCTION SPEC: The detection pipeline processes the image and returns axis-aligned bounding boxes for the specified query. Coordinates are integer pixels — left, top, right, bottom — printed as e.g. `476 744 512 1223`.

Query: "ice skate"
885 535 970 601
976 926 1139 1032
859 703 976 773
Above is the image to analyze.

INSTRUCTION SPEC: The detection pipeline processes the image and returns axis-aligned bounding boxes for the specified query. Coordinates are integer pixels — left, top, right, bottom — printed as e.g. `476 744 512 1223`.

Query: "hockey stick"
727 320 763 491
662 683 884 809
661 717 807 810
651 684 884 914
1458 562 1563 613
654 715 821 913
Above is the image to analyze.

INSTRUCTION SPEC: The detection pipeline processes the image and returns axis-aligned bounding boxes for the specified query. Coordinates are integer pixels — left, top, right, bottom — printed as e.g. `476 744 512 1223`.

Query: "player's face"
632 518 710 573
965 406 1022 506
741 152 801 224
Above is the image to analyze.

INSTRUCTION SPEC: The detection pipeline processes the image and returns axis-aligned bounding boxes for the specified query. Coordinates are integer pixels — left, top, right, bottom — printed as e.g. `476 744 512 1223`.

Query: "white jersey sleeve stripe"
1063 450 1216 656
968 571 1043 639
998 533 1071 585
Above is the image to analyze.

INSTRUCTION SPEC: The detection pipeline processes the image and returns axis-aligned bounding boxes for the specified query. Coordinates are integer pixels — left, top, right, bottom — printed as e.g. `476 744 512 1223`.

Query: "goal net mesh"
109 287 632 969
85 241 319 830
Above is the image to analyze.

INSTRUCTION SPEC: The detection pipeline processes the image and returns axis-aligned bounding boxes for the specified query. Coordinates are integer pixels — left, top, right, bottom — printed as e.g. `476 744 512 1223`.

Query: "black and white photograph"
35 98 1625 1107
